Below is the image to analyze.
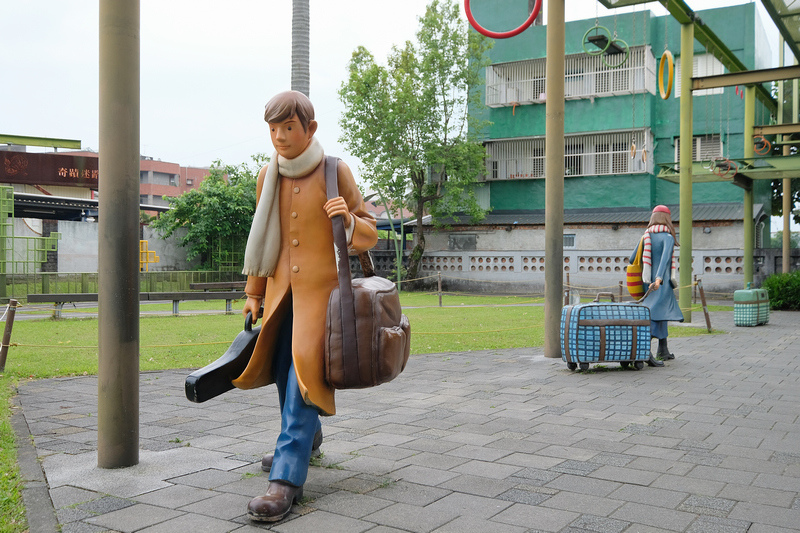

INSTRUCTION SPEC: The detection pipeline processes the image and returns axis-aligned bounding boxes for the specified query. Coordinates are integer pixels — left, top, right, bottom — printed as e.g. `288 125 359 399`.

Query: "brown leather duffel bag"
323 156 410 389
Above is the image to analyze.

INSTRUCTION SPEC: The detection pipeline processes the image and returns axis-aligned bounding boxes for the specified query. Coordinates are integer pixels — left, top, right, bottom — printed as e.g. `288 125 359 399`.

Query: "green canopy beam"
0 135 81 149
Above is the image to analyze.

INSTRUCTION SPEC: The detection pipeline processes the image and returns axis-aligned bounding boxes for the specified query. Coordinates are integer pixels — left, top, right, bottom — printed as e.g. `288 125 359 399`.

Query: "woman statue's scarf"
242 138 324 277
642 223 678 287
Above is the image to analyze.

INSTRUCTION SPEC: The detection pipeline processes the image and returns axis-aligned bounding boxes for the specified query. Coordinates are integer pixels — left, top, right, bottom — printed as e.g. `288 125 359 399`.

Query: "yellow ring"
659 50 674 100
641 149 648 163
630 142 636 158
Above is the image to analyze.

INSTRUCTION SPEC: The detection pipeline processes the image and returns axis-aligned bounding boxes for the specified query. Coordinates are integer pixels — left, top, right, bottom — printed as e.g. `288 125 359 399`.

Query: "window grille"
564 234 576 248
486 46 655 108
485 129 653 180
674 54 725 97
674 134 722 162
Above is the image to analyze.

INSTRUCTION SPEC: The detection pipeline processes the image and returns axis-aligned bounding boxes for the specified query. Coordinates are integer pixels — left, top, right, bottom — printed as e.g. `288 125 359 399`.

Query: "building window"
486 45 655 108
169 174 180 187
674 53 725 97
186 178 194 186
449 234 477 251
674 134 722 162
564 234 576 248
139 195 149 205
485 129 653 180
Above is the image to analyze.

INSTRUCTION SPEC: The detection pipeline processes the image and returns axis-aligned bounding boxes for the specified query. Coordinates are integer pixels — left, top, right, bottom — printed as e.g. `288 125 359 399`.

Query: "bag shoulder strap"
324 156 359 382
633 237 644 266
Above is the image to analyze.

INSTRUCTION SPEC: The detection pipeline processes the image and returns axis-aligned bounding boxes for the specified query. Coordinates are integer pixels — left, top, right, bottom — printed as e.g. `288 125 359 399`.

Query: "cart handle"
593 292 615 302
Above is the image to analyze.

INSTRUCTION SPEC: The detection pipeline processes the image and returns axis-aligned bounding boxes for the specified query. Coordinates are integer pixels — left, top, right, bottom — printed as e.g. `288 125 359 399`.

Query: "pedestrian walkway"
12 309 800 532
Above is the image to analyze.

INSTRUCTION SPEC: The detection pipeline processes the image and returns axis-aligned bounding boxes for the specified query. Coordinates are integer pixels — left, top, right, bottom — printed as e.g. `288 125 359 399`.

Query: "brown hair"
264 91 315 131
647 210 678 245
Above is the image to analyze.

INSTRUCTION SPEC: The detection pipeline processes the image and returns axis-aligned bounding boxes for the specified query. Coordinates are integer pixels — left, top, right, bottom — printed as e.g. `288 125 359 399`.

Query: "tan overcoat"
232 158 377 415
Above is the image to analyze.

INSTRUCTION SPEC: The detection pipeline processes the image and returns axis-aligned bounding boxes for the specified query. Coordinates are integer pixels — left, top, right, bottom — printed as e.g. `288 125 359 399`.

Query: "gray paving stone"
496 487 553 506
678 494 738 517
78 496 135 515
430 515 527 533
567 514 630 533
137 513 239 533
178 492 252 520
135 484 216 508
436 473 517 498
49 485 103 509
610 501 697 531
60 522 110 533
390 464 460 486
367 480 451 506
423 491 513 520
363 502 458 533
685 515 752 533
492 502 579 531
85 503 184 532
310 490 393 518
56 506 94 524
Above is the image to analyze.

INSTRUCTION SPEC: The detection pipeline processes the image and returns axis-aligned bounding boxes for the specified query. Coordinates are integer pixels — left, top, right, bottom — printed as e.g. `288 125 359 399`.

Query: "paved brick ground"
13 309 800 532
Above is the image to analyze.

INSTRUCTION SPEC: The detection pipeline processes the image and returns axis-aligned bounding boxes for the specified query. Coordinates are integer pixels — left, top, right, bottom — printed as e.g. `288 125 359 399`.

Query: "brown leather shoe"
261 429 322 472
247 481 303 522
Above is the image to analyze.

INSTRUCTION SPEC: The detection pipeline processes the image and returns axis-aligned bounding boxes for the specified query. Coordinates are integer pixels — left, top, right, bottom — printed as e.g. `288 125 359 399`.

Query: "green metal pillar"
98 0 140 468
544 0 565 358
678 22 693 324
743 86 755 287
786 71 797 273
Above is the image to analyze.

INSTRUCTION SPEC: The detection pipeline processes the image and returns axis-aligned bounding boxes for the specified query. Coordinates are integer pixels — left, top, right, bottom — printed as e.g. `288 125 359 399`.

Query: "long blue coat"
630 231 684 337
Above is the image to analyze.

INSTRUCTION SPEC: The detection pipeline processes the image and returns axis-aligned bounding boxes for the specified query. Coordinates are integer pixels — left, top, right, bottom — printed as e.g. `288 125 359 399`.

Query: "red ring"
465 0 541 39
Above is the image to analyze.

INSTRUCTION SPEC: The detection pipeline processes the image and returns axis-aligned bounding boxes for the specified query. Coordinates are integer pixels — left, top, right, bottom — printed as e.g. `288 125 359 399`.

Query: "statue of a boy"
234 90 378 522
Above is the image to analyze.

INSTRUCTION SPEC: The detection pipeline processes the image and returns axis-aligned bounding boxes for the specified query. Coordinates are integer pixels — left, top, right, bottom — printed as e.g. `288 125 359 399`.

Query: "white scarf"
642 224 677 287
242 138 324 277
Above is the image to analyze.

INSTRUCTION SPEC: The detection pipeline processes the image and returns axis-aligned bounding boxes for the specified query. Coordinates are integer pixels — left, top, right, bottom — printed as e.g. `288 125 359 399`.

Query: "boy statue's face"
269 115 317 160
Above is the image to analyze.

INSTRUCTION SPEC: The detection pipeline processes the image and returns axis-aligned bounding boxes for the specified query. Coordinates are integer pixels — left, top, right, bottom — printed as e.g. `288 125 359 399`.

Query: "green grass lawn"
0 293 722 533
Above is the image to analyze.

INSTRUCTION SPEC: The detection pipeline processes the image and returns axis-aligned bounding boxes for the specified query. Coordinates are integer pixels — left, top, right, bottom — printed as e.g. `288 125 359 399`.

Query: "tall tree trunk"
291 0 310 96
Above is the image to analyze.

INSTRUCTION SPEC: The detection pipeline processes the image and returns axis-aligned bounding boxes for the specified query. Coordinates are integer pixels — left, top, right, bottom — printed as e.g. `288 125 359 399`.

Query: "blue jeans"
269 308 322 487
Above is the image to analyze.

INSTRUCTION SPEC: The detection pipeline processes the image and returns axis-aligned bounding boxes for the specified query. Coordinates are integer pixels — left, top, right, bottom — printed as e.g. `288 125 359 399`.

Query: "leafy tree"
149 154 267 269
338 0 491 279
770 230 800 249
771 178 800 225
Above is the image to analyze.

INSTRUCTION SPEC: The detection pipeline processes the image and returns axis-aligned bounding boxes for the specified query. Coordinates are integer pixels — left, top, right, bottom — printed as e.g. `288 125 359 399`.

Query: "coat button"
293 186 300 193
292 239 299 247
291 212 298 218
292 265 300 273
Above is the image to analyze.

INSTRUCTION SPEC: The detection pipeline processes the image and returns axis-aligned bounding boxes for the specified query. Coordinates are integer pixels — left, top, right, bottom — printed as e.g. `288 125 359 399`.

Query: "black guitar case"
185 312 261 403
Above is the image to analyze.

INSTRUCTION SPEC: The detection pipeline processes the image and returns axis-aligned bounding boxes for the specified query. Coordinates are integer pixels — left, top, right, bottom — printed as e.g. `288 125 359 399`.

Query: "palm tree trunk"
292 0 310 96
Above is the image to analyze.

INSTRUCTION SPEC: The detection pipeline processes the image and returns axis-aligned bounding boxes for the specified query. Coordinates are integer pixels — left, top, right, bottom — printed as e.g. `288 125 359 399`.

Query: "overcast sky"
4 0 780 167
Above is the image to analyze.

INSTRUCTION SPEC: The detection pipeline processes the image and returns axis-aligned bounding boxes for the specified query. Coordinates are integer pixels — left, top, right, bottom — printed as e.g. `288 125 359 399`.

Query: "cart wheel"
633 361 644 370
579 363 590 371
620 361 630 369
567 362 577 371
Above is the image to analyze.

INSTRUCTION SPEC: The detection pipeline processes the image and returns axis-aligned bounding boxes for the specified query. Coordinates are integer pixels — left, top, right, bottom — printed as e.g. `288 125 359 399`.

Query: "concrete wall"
420 223 749 294
9 219 196 273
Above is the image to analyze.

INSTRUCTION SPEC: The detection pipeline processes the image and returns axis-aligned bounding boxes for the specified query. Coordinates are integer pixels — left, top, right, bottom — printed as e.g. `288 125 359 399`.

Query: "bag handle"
324 156 360 385
632 237 644 267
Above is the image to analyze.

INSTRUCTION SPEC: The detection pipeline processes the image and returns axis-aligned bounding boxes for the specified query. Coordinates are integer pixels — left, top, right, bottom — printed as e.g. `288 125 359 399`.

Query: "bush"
762 270 800 310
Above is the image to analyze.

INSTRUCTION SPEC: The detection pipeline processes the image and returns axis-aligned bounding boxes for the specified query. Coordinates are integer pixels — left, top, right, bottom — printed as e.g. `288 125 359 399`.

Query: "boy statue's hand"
243 296 263 326
323 196 351 228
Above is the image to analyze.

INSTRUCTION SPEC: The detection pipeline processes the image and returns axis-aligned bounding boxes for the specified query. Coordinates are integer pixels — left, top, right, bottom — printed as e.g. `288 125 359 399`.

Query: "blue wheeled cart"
561 292 652 371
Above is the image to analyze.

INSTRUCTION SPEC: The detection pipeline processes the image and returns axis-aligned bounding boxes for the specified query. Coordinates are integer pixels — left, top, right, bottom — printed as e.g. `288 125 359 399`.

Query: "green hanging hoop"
582 25 612 56
601 39 630 68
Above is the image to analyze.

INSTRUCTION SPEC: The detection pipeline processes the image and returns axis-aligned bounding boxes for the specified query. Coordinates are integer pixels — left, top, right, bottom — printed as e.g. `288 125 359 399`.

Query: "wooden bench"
189 281 246 291
27 291 245 318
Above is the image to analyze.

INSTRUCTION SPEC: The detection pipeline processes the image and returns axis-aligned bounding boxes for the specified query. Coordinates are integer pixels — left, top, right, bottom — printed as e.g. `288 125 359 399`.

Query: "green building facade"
471 1 772 215
419 2 774 292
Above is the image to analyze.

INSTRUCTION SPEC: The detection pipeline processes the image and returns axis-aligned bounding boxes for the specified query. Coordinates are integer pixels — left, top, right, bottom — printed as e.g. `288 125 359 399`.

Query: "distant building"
419 2 774 292
0 144 210 219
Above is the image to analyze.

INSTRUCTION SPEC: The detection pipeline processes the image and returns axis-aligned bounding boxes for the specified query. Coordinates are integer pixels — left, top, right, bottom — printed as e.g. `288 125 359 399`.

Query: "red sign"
1 152 99 188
